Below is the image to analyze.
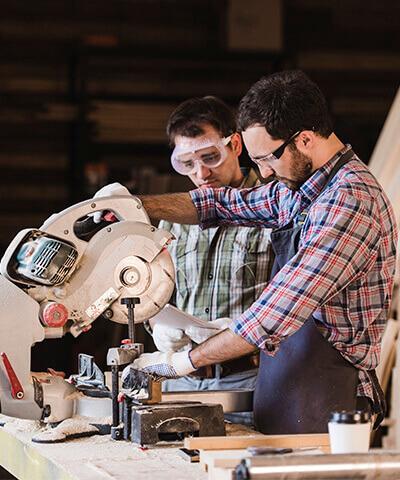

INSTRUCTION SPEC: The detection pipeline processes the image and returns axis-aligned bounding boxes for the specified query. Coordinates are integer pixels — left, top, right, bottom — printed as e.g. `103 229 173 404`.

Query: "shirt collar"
299 144 353 204
240 167 261 188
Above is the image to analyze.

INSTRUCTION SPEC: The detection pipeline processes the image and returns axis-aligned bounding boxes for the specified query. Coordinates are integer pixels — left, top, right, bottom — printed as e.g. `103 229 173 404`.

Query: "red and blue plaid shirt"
190 145 398 401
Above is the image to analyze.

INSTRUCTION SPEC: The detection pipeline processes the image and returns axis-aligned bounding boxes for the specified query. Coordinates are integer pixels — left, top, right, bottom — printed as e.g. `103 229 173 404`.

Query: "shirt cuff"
189 187 219 229
230 313 279 356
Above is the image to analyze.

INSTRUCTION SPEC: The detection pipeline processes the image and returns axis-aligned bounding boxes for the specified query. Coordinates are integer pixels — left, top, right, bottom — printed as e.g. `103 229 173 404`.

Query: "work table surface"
0 417 209 480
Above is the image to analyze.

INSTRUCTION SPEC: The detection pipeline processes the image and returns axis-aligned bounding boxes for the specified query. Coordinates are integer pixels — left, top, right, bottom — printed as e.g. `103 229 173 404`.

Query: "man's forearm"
138 192 199 224
189 329 256 368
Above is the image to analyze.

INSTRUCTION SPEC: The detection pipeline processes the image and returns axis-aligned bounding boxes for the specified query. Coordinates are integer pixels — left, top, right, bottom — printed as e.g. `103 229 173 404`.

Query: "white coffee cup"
328 410 371 454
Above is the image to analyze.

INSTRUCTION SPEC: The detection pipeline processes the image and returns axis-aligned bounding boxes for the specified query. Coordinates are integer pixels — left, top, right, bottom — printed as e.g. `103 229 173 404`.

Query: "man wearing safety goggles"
171 134 234 179
155 96 272 424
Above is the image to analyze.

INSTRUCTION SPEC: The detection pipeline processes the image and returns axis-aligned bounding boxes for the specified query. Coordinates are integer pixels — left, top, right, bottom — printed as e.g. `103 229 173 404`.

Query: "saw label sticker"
85 287 119 320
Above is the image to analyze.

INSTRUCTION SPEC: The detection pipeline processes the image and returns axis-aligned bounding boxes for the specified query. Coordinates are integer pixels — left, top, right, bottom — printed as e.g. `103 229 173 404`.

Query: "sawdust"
31 415 112 443
30 435 206 480
86 455 206 480
0 414 41 433
225 421 262 436
32 417 99 442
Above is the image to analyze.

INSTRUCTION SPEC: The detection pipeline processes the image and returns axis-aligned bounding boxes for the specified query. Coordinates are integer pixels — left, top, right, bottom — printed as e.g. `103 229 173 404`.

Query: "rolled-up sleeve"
190 182 283 229
231 191 381 353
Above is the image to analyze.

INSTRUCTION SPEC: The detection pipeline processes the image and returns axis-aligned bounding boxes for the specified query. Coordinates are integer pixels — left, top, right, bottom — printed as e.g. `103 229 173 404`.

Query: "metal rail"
235 452 400 479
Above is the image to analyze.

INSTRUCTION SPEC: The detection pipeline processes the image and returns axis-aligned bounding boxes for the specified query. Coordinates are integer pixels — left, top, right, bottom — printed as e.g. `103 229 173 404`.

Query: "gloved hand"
152 323 192 352
122 350 196 382
184 317 231 345
91 182 131 223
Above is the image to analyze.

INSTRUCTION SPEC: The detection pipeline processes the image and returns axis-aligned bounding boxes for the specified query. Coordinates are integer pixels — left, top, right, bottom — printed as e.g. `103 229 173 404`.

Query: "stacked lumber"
184 434 330 480
85 55 276 101
88 101 176 144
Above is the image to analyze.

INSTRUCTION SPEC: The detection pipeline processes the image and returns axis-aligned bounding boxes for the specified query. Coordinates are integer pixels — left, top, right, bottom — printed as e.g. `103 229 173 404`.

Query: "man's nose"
259 164 275 179
196 164 211 179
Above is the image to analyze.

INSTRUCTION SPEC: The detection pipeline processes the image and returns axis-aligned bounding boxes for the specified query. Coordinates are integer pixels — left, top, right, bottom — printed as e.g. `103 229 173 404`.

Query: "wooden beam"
184 433 330 451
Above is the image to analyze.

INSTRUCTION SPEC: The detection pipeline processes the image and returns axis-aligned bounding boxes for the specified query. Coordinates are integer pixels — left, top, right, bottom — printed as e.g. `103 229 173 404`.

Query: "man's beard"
276 148 313 191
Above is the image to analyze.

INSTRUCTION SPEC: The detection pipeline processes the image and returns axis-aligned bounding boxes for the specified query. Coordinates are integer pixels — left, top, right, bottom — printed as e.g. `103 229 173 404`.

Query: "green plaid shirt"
159 169 273 321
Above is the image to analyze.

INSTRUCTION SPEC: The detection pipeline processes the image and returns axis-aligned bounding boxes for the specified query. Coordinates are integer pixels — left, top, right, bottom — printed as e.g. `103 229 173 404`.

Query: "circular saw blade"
111 247 175 324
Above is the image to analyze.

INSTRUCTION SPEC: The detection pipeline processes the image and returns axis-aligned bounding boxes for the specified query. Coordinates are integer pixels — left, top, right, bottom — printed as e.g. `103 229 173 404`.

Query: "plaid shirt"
190 145 398 401
160 169 273 321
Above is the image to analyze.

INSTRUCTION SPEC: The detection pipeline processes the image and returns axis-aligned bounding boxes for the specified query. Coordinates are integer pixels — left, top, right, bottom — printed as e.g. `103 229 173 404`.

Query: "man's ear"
297 131 315 152
230 132 243 156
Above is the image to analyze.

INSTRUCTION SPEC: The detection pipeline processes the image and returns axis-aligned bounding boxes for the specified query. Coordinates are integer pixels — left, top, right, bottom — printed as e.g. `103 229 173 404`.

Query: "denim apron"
253 149 385 434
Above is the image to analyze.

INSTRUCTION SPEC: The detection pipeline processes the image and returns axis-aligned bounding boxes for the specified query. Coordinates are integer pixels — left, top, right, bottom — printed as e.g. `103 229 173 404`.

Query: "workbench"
0 417 207 480
3 416 398 480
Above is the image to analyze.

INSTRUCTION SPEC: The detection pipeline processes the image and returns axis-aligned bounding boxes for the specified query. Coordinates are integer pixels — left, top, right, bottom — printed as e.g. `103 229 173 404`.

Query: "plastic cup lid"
329 410 371 424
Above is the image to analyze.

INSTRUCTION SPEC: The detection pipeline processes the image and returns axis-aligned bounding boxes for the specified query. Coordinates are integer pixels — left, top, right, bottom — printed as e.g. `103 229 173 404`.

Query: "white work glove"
152 323 192 353
122 350 196 382
185 317 231 345
91 182 131 223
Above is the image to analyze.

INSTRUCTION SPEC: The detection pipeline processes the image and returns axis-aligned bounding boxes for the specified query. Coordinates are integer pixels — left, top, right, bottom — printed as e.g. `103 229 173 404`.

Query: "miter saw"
0 195 175 424
0 194 226 445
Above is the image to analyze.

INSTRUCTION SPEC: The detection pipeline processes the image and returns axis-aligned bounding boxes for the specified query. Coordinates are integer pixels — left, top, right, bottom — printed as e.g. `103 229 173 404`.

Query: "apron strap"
368 369 387 430
316 148 355 196
295 149 355 224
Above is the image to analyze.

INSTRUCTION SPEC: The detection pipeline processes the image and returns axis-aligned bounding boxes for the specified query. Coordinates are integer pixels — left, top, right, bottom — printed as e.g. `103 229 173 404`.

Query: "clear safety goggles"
171 135 233 175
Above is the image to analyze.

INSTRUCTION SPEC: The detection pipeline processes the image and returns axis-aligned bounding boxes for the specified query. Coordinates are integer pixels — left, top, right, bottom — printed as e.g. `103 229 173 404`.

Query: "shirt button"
205 307 210 314
208 273 213 280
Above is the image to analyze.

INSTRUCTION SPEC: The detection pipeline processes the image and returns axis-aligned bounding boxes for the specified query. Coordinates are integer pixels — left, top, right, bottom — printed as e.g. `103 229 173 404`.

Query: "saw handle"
40 196 150 249
0 352 24 399
73 214 117 241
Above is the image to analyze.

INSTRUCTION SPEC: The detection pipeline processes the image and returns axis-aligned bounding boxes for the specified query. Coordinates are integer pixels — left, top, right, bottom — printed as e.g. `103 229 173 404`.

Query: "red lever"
104 211 117 222
1 352 24 399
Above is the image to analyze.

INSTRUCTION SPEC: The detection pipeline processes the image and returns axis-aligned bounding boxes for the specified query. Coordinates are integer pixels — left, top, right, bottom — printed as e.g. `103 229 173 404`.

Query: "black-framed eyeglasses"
249 130 301 166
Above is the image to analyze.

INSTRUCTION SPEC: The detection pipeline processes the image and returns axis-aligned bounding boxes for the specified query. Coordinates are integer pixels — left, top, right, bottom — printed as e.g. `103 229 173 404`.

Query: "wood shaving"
32 417 99 442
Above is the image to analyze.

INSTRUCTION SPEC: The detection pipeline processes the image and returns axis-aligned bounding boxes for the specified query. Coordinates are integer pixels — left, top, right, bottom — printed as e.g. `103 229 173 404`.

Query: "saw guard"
57 220 175 333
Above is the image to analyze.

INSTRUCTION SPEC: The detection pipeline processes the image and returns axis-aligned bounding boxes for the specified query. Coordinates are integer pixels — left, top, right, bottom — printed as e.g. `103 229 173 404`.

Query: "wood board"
184 433 330 451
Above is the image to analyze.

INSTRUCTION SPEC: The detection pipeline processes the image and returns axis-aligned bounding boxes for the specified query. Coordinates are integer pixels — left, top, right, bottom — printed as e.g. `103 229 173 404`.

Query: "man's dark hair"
238 70 333 140
166 96 236 146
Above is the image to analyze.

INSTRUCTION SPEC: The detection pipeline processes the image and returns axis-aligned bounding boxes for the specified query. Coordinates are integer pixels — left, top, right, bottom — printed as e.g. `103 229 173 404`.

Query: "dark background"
0 0 399 375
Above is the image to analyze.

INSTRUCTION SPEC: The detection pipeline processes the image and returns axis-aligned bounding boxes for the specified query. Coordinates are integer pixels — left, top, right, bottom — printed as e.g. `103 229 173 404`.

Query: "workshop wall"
0 0 399 375
1 0 399 254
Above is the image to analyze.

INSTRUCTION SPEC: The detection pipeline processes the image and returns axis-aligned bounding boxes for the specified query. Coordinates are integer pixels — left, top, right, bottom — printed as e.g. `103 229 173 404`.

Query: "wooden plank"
376 319 399 393
208 467 234 480
200 449 248 471
184 433 330 451
369 87 400 229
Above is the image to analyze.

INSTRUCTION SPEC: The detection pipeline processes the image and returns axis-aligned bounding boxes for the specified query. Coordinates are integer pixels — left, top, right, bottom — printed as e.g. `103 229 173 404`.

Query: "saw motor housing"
0 195 175 423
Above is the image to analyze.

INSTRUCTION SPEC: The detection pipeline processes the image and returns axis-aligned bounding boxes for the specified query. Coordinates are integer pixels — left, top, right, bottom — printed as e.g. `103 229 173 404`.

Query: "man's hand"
152 323 192 352
122 350 196 382
185 317 231 345
92 182 131 223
